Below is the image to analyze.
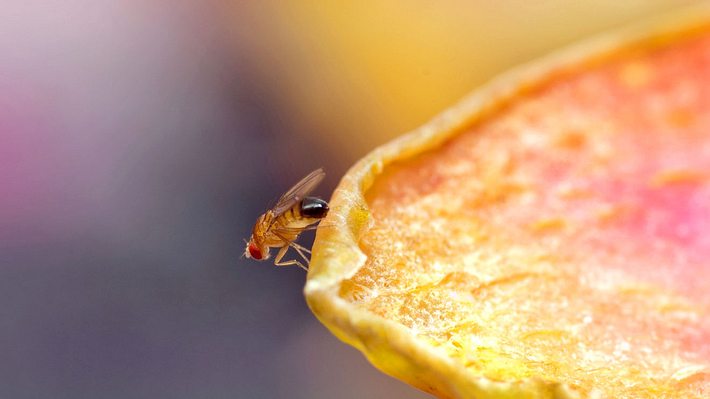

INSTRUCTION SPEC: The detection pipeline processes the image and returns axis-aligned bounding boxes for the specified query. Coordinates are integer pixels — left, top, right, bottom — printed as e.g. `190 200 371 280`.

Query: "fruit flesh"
339 31 710 398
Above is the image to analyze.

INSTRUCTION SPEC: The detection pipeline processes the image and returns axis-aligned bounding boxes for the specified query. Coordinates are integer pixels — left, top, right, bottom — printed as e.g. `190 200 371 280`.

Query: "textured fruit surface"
306 10 710 399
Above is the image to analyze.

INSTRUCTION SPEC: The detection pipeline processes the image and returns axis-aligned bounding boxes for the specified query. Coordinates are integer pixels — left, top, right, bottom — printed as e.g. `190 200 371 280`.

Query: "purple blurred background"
1 2 428 398
0 1 695 398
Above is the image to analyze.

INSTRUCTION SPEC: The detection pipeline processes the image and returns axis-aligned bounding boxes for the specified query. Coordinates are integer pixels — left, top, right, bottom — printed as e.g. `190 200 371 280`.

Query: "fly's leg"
287 242 311 268
300 223 335 232
272 231 313 270
273 245 308 271
284 242 312 269
289 241 311 255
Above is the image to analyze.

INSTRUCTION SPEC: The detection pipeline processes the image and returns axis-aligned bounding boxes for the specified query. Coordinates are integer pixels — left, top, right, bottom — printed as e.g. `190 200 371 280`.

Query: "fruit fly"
244 168 329 271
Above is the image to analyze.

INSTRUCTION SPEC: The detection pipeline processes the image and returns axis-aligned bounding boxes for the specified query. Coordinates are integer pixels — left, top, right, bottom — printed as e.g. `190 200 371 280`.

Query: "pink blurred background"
0 1 697 398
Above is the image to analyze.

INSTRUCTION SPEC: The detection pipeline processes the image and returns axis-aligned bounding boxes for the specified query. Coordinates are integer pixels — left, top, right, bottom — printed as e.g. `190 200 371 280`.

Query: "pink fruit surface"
307 12 710 399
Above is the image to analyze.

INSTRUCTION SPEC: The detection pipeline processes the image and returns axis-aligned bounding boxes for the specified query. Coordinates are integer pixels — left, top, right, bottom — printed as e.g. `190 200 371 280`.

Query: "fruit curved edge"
304 5 710 398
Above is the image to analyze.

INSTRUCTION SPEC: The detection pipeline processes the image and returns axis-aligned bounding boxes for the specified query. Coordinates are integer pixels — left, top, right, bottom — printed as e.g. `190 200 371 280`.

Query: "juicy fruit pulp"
308 12 710 399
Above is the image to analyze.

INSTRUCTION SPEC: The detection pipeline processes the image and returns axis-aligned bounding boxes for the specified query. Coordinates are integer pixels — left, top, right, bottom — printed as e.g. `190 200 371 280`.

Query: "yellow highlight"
619 61 653 88
650 169 708 187
530 218 567 233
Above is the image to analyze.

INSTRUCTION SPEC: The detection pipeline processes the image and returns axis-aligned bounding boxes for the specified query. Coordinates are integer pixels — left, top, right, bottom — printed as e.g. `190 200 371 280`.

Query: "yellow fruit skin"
305 5 710 398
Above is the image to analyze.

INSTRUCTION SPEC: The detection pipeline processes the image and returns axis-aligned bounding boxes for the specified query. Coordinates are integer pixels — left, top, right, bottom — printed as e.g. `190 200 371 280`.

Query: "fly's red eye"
248 243 262 260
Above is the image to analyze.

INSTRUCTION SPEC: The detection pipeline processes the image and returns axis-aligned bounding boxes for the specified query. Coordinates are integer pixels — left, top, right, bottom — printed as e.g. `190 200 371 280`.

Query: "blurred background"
0 1 700 398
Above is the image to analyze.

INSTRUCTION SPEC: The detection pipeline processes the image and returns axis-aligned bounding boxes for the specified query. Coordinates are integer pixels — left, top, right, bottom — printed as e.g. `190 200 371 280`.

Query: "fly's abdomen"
273 197 328 232
300 197 329 219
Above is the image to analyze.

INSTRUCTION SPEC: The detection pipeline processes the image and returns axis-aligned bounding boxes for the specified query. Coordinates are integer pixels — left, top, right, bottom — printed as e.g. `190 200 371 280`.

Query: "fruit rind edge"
304 4 710 398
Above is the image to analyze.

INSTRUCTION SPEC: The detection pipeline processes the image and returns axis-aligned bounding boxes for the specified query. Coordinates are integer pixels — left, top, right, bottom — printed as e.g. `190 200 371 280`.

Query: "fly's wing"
271 168 325 216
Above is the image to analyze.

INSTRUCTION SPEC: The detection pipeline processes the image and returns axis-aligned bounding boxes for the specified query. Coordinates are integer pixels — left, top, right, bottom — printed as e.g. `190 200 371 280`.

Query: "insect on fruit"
244 168 329 271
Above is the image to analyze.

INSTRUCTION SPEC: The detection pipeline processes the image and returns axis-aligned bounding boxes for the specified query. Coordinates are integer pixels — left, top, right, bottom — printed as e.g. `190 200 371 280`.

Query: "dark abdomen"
300 197 329 219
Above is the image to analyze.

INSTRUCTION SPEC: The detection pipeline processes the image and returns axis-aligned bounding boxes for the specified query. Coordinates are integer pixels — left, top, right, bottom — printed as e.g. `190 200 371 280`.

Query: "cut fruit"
305 7 710 399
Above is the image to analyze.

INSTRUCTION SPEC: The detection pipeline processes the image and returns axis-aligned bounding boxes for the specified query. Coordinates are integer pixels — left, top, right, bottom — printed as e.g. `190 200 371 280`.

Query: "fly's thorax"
250 212 273 246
